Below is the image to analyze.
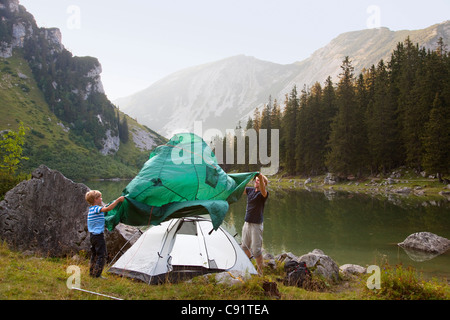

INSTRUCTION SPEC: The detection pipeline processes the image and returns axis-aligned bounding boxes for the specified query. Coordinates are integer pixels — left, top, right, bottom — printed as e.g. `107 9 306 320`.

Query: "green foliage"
0 171 29 201
0 122 29 174
117 111 129 143
0 52 161 183
326 56 367 177
22 30 120 152
365 263 448 300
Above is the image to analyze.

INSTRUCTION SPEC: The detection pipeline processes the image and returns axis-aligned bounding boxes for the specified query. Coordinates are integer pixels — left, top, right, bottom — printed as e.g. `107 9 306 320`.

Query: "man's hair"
85 190 102 205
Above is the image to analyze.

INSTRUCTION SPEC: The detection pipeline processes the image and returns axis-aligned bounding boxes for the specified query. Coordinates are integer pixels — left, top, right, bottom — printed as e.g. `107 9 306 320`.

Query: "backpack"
283 260 311 287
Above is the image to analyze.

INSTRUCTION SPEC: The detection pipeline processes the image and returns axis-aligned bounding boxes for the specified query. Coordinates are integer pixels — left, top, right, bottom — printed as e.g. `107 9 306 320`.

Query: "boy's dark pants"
89 233 107 277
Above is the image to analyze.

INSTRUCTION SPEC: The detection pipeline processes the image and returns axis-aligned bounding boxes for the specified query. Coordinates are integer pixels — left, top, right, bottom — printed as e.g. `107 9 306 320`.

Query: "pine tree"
245 117 253 130
422 93 450 179
271 98 282 130
354 73 369 175
307 82 326 175
295 85 309 174
252 107 261 132
421 39 450 179
366 60 399 173
326 57 360 177
119 115 129 143
282 86 299 175
397 37 424 170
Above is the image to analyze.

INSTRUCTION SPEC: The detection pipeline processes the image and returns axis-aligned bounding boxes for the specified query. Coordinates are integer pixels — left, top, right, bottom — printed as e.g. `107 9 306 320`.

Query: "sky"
19 0 450 101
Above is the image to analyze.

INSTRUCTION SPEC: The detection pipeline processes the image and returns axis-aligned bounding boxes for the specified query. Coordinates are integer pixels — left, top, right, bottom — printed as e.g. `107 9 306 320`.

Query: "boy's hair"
85 190 102 205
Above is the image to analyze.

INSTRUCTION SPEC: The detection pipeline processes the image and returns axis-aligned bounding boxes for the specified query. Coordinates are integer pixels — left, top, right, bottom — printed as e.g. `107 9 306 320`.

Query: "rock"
0 165 90 256
339 264 366 276
392 187 412 194
398 232 450 255
105 223 141 261
386 178 395 185
263 252 276 269
275 252 298 264
0 164 140 259
298 249 340 282
324 173 336 185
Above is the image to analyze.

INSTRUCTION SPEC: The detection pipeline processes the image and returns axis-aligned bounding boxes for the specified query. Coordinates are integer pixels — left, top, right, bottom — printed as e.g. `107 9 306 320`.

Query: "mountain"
115 21 450 138
0 0 166 180
115 55 301 137
284 22 450 98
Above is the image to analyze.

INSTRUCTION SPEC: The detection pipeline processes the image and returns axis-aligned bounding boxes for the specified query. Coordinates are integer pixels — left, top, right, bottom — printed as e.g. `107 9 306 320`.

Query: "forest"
223 37 449 180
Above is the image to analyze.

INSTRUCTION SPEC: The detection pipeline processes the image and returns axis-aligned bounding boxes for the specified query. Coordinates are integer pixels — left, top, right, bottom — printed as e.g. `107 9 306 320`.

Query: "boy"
241 173 268 275
85 190 125 278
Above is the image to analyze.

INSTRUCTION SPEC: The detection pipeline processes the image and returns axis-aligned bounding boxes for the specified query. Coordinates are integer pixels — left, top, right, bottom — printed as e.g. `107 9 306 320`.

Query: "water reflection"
82 180 450 279
226 188 450 279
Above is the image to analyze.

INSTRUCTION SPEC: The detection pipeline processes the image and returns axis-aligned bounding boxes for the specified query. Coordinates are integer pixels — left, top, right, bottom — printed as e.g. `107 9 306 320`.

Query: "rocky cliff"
0 0 167 180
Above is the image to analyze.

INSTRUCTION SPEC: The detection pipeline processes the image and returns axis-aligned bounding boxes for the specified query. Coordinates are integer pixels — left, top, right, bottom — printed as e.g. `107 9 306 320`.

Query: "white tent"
108 217 257 284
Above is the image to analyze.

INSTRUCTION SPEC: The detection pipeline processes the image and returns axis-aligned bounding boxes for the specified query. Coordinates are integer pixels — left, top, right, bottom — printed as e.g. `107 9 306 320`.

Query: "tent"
108 217 257 284
105 133 258 231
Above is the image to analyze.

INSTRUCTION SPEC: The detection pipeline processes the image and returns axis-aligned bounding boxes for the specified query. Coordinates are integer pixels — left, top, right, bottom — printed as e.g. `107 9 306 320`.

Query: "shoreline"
268 173 450 204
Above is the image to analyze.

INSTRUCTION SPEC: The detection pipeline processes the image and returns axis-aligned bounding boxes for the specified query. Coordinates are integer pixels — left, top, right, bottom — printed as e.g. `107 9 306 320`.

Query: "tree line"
225 37 449 179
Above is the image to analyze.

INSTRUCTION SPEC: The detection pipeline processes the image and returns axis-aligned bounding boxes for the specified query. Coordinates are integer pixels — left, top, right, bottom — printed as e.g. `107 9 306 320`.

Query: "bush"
0 172 28 200
366 263 448 300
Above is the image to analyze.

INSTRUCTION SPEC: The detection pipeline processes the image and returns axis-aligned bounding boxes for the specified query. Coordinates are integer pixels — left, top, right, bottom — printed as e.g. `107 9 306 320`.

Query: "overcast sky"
19 0 450 101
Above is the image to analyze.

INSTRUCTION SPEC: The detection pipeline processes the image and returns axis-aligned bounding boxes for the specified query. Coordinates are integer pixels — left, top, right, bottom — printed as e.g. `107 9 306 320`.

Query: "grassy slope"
0 54 80 149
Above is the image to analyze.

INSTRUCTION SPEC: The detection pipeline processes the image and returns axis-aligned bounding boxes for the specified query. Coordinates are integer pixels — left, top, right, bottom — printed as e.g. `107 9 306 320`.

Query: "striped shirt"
87 205 104 235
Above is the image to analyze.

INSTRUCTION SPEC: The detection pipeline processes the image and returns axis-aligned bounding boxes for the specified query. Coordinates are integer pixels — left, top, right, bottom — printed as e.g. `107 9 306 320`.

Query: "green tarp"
105 133 258 231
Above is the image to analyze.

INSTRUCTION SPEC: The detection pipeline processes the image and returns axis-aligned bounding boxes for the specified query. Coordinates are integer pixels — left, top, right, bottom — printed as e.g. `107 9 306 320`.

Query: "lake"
84 180 450 280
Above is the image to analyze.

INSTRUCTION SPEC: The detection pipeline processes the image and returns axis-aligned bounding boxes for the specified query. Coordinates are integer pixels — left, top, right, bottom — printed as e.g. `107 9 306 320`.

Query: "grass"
368 263 450 300
1 242 448 300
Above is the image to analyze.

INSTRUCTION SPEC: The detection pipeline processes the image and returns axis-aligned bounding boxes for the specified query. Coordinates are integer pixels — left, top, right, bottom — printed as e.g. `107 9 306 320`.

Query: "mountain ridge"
116 20 450 138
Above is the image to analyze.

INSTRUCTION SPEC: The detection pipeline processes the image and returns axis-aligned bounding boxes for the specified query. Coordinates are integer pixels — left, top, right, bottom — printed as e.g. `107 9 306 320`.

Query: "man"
241 173 268 275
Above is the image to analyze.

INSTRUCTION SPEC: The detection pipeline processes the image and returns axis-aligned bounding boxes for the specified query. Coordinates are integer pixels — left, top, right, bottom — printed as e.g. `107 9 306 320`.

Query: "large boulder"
398 232 450 261
298 249 340 282
0 165 91 256
0 165 139 258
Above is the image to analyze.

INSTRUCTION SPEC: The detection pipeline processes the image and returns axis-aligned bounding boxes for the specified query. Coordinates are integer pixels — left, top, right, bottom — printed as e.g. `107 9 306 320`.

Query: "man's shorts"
241 222 263 257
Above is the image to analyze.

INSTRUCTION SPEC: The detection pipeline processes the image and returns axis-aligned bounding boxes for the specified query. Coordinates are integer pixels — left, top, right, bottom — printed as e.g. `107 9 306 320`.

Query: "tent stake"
71 287 123 300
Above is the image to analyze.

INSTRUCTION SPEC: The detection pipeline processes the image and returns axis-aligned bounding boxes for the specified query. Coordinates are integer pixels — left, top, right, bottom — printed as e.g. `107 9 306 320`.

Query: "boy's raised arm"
101 196 125 213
